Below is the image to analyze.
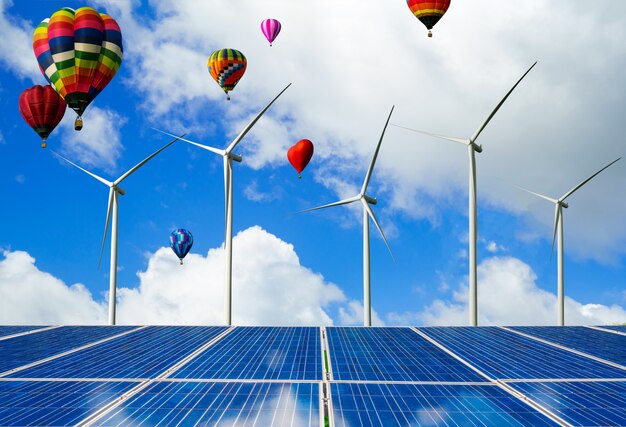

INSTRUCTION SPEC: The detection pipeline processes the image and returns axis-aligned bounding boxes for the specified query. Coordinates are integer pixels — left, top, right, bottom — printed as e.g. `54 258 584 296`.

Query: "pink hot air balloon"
261 19 281 46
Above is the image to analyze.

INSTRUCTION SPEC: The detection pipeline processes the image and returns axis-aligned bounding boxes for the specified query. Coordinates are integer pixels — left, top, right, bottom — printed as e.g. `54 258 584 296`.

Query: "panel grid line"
0 325 60 342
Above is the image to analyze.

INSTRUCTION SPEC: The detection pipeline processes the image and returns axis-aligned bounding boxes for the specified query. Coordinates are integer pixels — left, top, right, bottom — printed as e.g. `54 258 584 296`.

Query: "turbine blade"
50 150 112 187
297 195 360 214
470 61 537 143
362 199 395 263
361 106 394 194
225 83 292 153
98 188 114 269
515 185 558 204
560 157 621 201
153 128 225 156
391 124 468 145
115 133 186 185
550 205 560 262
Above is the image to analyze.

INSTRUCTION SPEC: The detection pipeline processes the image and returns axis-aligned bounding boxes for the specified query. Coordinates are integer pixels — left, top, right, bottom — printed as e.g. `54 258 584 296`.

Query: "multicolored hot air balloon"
19 85 67 148
261 19 281 46
33 7 123 130
406 0 451 37
287 139 314 178
208 49 247 100
170 229 193 265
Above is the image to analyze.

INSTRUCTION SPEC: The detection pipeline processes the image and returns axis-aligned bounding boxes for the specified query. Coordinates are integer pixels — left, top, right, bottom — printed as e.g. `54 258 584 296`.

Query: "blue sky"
1 0 625 326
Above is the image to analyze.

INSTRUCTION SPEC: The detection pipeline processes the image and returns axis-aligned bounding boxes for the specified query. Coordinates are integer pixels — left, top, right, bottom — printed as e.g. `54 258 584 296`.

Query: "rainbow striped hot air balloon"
406 0 451 37
33 7 123 130
261 19 281 46
170 229 194 265
208 49 247 101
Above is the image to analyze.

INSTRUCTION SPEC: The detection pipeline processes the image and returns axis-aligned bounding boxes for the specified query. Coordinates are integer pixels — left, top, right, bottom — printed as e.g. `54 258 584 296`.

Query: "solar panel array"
0 325 624 426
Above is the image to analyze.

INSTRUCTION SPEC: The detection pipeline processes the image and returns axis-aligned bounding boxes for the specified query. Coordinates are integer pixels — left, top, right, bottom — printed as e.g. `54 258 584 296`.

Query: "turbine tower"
518 157 620 326
394 62 536 326
300 107 395 327
51 134 185 325
155 83 291 326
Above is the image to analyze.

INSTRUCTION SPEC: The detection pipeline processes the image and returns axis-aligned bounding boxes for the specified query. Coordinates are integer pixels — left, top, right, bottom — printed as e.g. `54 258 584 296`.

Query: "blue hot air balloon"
170 228 193 264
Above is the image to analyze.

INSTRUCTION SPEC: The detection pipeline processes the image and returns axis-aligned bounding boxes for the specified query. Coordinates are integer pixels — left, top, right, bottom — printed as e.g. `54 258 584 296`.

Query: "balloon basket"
179 259 183 265
298 174 302 179
41 139 47 149
428 30 433 37
74 116 83 131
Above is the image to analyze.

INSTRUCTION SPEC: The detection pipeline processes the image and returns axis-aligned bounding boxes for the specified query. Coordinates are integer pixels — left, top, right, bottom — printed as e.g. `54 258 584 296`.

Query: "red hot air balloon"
19 85 67 148
287 139 314 178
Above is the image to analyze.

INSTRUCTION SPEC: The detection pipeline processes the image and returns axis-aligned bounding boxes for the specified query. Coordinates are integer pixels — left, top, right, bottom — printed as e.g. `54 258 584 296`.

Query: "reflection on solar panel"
0 326 137 375
8 326 227 379
327 327 485 382
417 326 626 379
512 326 626 366
331 383 559 427
93 381 319 427
0 326 45 338
172 327 320 380
0 380 137 426
508 381 626 427
600 325 626 333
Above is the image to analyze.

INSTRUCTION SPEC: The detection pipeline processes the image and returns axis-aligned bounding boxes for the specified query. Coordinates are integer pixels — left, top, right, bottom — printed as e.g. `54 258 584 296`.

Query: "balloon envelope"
287 139 314 178
261 19 281 46
32 7 123 122
19 85 66 148
406 0 450 36
207 49 247 100
170 229 194 264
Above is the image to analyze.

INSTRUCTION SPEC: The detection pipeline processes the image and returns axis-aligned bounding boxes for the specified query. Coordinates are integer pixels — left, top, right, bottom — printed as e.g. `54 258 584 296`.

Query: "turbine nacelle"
113 185 126 196
363 194 377 205
228 153 243 163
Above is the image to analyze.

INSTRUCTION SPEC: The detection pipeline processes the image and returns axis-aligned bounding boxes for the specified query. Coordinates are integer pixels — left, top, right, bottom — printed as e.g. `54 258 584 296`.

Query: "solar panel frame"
598 325 626 334
0 326 48 339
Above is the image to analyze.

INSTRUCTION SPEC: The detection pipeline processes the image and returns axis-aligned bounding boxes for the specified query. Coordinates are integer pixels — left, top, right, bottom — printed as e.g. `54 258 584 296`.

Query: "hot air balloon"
208 49 247 100
406 0 451 37
19 85 67 148
287 139 314 178
170 229 193 265
261 19 281 46
33 7 123 130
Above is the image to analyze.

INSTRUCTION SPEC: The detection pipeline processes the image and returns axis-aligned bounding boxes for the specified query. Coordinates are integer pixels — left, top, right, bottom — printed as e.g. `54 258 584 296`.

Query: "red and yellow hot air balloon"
32 7 123 130
406 0 451 37
19 85 66 148
208 49 247 100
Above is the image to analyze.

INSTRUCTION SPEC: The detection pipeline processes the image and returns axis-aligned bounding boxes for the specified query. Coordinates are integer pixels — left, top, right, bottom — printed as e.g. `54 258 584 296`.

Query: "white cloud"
388 256 626 326
338 300 384 327
0 0 43 82
243 180 282 202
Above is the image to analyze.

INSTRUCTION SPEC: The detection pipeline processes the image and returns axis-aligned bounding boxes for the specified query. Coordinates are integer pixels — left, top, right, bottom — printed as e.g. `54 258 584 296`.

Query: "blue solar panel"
93 381 319 426
171 327 320 380
331 383 559 426
0 326 46 339
599 325 626 333
8 326 227 379
0 380 137 426
418 327 626 379
327 327 486 382
0 326 138 375
512 326 626 367
508 381 626 426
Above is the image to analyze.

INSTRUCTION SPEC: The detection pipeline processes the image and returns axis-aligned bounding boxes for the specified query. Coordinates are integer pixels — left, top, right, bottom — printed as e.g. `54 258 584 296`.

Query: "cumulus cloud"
0 0 42 82
388 256 626 326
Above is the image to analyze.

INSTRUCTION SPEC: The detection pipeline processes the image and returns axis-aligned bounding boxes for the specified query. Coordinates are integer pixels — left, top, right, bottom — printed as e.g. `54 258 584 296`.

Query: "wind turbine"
51 134 185 325
154 83 291 326
518 157 620 326
300 107 395 327
393 62 537 326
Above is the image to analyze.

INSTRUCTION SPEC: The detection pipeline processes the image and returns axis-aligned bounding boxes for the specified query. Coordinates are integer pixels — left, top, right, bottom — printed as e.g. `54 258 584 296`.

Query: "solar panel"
507 381 626 427
171 327 320 380
0 326 138 375
92 381 319 427
0 326 46 339
417 326 626 379
511 326 626 367
7 326 227 379
327 327 485 382
0 380 138 426
599 325 626 333
331 382 559 426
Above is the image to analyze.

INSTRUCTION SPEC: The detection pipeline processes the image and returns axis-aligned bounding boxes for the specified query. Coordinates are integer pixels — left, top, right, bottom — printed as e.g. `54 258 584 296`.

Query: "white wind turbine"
300 107 395 327
51 134 185 325
518 157 620 326
393 62 537 326
154 83 291 326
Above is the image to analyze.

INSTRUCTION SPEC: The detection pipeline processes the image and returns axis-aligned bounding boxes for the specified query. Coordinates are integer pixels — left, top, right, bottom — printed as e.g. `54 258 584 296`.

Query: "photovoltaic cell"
599 325 626 333
0 380 137 426
508 381 626 427
512 326 626 367
331 383 559 427
0 326 137 375
171 327 320 380
9 326 227 379
418 327 626 380
93 381 319 427
0 326 45 339
327 327 485 382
